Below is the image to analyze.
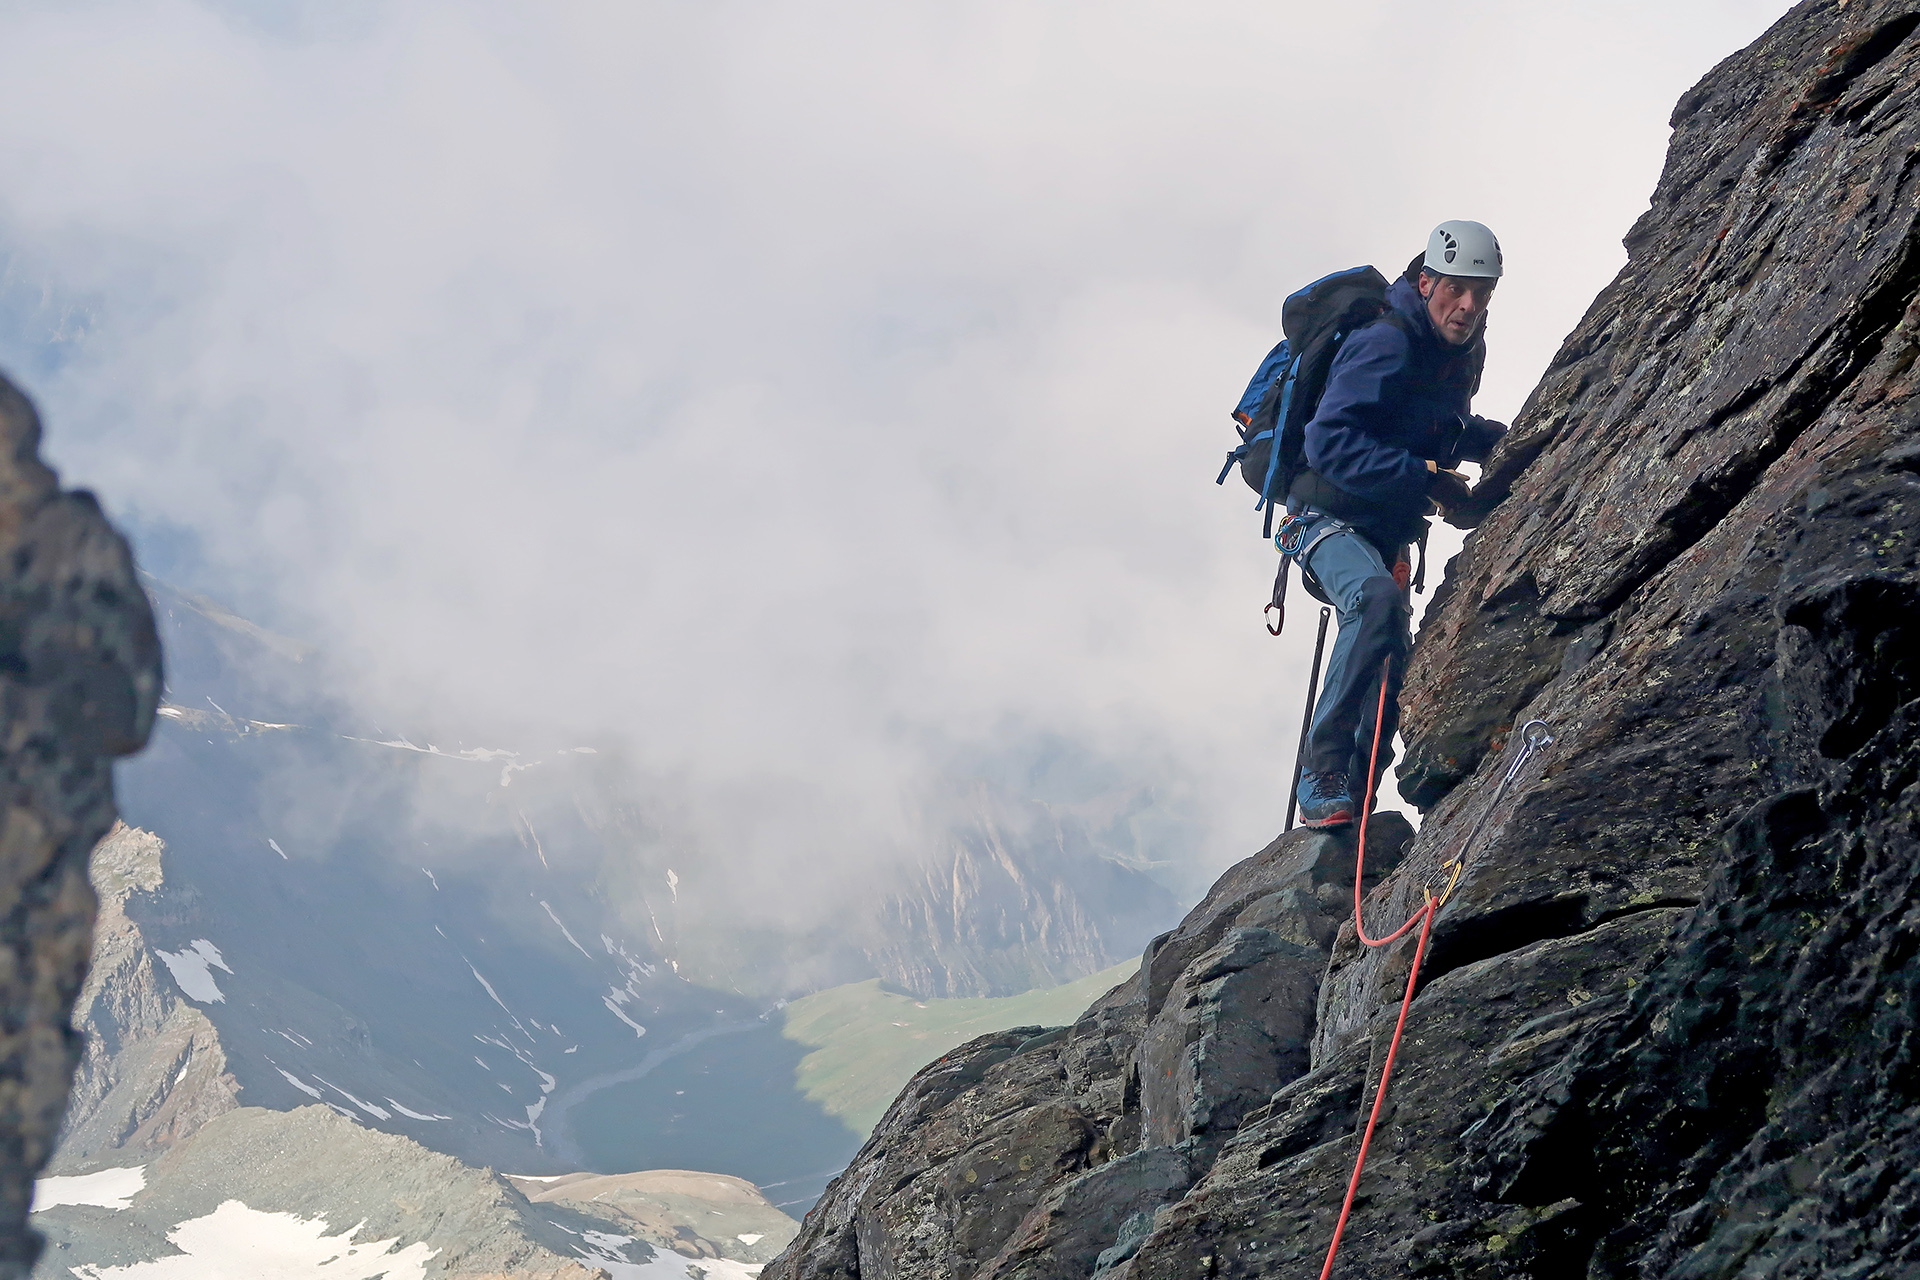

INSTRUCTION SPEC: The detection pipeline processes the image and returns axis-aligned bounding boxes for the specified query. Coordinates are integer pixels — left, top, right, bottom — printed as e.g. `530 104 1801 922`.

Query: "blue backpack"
1216 265 1392 540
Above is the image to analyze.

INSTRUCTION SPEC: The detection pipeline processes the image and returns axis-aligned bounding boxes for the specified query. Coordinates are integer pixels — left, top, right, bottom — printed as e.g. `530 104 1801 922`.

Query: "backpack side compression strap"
1256 355 1302 538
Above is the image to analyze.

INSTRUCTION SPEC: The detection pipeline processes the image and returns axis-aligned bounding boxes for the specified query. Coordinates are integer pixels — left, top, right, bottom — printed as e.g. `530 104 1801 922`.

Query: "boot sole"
1299 809 1354 829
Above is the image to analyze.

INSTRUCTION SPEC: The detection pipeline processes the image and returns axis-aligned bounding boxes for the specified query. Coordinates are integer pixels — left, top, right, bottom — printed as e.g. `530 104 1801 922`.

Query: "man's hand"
1428 467 1472 513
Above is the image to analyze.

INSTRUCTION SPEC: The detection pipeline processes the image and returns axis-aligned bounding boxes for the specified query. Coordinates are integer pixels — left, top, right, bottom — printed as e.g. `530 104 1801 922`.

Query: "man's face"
1419 272 1496 346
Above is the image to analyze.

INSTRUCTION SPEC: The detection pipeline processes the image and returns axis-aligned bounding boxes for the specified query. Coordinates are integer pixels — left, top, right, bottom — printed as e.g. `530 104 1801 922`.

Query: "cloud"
0 0 1793 887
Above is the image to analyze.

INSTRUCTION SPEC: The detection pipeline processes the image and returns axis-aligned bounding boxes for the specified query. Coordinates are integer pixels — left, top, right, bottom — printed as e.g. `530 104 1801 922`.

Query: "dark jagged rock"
1133 817 1409 1164
765 816 1409 1280
768 1 1920 1276
0 376 160 1276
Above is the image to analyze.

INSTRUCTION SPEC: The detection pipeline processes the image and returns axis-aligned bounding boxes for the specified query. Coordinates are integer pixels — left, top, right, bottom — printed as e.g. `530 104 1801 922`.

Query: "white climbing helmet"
1424 220 1503 278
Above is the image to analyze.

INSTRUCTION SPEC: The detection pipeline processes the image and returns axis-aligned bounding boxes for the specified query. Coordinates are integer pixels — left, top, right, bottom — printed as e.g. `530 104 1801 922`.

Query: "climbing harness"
1284 607 1333 832
1268 511 1429 637
1316 662 1554 1280
1266 512 1345 636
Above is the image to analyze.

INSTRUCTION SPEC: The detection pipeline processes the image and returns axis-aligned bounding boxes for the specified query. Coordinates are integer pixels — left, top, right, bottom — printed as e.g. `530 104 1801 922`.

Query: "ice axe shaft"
1285 606 1332 832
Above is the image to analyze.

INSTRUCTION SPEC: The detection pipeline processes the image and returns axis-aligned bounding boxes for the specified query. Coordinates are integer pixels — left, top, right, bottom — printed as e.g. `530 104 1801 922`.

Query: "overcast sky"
0 0 1795 890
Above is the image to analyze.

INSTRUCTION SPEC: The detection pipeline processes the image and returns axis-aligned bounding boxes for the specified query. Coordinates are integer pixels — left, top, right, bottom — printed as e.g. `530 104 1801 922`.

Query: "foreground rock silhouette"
0 378 161 1276
766 1 1920 1275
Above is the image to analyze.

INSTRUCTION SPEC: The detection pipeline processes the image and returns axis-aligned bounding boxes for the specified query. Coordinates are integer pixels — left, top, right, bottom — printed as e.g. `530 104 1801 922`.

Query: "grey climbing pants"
1289 509 1412 787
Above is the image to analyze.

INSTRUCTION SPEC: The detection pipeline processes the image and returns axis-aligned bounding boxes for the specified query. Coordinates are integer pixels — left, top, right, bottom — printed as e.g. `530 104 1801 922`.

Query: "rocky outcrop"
768 1 1920 1276
55 824 239 1171
763 816 1410 1280
507 1169 799 1268
0 377 161 1275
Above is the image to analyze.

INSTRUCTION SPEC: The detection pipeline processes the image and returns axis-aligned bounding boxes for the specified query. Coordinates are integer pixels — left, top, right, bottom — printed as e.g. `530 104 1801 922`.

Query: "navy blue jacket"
1299 275 1505 525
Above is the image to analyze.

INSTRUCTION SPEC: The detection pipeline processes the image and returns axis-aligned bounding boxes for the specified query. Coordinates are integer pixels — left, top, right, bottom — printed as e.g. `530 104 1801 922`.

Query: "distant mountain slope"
34 1105 794 1278
103 577 1186 1200
117 580 863 1194
42 826 802 1279
869 790 1172 999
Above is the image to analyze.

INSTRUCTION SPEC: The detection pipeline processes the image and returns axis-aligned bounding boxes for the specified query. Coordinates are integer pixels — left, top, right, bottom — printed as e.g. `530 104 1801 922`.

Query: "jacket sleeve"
1302 322 1434 509
1456 415 1507 463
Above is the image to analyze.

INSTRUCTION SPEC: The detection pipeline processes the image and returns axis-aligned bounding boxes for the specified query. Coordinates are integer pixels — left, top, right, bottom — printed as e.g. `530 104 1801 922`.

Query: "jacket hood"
1386 275 1439 344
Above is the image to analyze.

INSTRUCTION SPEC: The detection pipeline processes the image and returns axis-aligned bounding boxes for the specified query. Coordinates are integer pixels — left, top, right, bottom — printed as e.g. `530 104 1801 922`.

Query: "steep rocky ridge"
765 1 1920 1276
763 816 1412 1280
0 375 162 1275
54 823 238 1172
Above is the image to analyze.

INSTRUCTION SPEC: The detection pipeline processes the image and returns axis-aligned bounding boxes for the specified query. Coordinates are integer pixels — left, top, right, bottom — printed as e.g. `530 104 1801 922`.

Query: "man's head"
1418 219 1502 347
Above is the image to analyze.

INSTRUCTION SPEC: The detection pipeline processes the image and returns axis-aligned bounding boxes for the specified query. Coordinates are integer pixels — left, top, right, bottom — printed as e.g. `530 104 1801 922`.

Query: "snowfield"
66 1200 438 1280
152 939 232 1003
31 1166 146 1212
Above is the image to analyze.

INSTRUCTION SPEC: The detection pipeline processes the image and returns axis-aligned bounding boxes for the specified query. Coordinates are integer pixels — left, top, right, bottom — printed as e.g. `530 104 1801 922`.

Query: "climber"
1282 220 1509 828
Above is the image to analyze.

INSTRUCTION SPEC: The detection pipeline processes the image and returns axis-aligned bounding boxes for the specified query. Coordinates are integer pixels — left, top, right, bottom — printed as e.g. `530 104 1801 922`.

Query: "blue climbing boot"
1296 770 1353 829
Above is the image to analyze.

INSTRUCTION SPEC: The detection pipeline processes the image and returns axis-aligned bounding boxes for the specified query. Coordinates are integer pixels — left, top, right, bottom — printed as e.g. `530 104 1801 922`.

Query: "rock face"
766 1 1920 1276
762 816 1411 1280
0 378 161 1276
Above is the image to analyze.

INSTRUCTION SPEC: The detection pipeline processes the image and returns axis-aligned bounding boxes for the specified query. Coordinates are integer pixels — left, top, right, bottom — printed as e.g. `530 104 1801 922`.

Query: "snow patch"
311 1075 391 1120
737 1233 765 1245
385 1098 452 1122
468 964 514 1016
666 869 679 902
32 1166 145 1212
603 994 647 1038
582 1230 634 1251
541 901 593 959
267 839 288 860
276 1069 324 1101
572 1228 759 1279
67 1199 438 1279
154 940 232 1004
518 811 550 868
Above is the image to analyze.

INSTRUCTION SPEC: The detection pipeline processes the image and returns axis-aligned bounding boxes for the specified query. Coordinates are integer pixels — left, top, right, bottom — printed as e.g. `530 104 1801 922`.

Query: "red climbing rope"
1317 658 1436 1280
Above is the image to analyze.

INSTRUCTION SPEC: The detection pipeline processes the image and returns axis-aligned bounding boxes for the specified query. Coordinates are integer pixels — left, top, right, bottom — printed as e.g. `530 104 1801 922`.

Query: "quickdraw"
1267 513 1346 637
1317 662 1553 1280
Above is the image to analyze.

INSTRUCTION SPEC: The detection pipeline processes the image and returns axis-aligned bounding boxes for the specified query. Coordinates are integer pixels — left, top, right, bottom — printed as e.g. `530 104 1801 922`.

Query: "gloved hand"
1428 467 1473 513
